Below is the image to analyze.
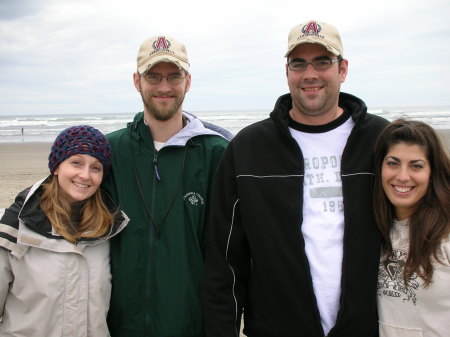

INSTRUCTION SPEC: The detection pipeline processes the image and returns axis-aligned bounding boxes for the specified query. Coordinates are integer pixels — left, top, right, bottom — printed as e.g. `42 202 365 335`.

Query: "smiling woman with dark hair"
373 118 450 337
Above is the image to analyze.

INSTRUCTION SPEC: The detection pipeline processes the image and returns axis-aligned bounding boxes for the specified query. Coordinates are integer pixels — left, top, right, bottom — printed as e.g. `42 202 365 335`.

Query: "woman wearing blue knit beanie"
0 125 129 336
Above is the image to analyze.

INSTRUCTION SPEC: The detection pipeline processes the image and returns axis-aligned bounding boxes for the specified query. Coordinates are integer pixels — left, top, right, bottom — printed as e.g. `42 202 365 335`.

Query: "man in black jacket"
204 20 388 337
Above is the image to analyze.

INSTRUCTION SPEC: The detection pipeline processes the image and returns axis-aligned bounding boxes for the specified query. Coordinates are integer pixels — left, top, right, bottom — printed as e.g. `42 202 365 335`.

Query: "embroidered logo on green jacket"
183 192 205 206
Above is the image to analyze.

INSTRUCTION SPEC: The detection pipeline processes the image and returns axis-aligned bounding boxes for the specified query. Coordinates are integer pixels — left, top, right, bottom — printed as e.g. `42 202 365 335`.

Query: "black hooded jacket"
204 92 388 337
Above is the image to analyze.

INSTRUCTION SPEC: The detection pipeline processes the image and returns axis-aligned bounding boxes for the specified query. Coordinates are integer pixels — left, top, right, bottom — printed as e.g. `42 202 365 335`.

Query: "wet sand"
0 142 51 208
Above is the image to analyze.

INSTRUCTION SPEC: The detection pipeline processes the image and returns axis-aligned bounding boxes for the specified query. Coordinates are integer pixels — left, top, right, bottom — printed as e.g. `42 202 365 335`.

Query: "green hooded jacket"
103 112 229 337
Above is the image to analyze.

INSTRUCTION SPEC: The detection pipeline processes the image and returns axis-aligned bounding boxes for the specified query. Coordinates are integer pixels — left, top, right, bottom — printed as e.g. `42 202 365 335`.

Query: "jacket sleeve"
202 139 229 256
0 188 28 317
0 249 13 317
203 144 251 337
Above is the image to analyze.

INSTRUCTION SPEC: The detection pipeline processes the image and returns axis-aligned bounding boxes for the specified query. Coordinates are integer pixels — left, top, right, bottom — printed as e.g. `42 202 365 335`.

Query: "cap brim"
285 39 341 57
138 55 190 74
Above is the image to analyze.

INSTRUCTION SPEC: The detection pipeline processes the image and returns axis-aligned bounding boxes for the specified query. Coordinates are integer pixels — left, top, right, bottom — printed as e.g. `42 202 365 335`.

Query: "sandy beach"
1 130 450 209
0 142 51 208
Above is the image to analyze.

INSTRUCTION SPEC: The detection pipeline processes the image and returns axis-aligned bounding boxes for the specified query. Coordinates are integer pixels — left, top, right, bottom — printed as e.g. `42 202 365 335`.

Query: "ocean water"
0 106 450 143
0 106 449 215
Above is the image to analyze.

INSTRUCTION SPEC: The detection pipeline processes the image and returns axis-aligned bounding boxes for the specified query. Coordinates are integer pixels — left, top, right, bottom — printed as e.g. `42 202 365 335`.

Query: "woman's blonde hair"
40 176 114 243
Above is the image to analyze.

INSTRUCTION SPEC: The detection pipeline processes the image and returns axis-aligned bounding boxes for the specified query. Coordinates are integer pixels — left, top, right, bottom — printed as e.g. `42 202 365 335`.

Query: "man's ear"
133 73 141 91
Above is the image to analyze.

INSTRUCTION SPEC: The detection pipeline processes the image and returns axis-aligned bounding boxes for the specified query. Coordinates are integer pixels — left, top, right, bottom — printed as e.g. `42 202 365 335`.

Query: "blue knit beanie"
48 125 111 174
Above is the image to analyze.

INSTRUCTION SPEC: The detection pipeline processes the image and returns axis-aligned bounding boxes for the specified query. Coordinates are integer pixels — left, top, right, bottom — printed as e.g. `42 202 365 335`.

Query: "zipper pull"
155 225 161 237
153 153 161 181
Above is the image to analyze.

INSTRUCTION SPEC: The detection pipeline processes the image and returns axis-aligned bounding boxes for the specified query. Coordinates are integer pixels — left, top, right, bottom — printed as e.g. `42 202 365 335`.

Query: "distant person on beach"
102 35 230 336
203 20 389 336
0 125 128 336
374 119 450 337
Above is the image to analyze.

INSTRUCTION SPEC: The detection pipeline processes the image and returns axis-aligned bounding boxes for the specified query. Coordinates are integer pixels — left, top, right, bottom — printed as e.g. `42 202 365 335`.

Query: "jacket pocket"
380 322 423 337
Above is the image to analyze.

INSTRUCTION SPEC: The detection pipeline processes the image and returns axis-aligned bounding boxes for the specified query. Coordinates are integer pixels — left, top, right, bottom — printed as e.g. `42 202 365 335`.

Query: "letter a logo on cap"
302 21 321 35
153 36 171 51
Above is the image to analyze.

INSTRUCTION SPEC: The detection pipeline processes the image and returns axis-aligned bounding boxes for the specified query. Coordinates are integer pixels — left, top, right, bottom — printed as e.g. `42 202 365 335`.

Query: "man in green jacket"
103 35 230 337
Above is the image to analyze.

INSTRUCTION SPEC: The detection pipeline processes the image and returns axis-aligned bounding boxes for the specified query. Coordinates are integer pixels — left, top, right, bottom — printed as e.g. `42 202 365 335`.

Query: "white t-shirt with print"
289 117 354 335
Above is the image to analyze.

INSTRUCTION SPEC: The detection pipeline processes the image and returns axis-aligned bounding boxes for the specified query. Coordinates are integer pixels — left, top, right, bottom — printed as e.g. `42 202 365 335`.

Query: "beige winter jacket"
0 178 129 337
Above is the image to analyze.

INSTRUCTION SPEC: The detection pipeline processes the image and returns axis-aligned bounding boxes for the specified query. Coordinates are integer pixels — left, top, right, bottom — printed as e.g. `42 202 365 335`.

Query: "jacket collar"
12 177 128 256
128 111 230 149
270 92 367 130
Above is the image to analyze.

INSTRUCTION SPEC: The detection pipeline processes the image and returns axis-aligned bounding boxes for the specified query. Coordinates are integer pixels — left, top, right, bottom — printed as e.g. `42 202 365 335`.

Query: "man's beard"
141 92 186 121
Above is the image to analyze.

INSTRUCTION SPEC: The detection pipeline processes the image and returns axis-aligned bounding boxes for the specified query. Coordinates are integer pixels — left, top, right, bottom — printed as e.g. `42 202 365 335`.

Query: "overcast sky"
1 0 449 116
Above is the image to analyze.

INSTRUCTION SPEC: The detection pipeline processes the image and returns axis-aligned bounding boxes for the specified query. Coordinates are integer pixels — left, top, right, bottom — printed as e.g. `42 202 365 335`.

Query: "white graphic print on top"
378 248 419 305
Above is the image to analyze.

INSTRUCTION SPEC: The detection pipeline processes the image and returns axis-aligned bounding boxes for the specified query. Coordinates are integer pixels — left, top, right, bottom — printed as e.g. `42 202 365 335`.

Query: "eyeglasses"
287 59 339 71
142 73 185 85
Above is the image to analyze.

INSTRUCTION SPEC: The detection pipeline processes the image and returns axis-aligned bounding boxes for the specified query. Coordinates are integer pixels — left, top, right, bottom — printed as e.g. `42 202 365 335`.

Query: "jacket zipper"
144 146 187 333
153 152 161 181
145 151 159 334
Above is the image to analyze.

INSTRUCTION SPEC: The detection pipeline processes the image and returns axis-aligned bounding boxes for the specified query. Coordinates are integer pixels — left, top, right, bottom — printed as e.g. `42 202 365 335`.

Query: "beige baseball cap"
137 35 190 74
285 20 343 57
